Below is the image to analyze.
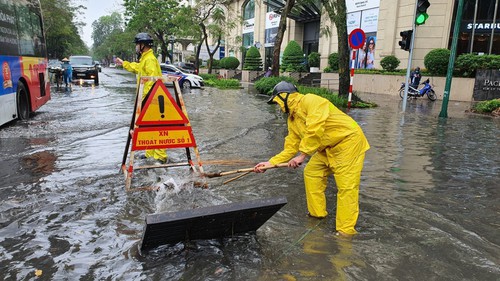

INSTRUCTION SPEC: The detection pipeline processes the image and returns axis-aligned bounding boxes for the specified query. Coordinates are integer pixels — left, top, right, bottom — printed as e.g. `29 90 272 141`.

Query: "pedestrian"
115 32 168 163
61 58 72 92
254 81 370 237
264 67 272 77
410 67 422 89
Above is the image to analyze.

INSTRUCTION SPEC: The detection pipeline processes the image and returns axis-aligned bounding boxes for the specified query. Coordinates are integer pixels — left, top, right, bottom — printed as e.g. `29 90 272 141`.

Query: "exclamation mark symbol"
158 95 165 118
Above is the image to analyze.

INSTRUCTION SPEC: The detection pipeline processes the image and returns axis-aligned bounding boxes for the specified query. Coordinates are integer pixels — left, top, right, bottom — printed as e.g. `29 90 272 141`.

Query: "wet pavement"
0 68 499 280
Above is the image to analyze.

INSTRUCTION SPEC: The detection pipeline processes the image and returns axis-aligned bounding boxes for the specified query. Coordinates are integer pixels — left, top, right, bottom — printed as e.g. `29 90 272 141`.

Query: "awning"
264 0 322 23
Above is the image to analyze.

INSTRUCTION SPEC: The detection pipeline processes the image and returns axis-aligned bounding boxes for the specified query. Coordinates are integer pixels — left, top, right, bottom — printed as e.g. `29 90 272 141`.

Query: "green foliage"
380 55 400 72
92 30 135 63
211 59 220 69
199 74 219 81
254 76 298 95
254 77 375 109
308 52 320 67
91 12 123 49
473 99 500 113
201 74 240 89
40 0 89 58
424 48 450 76
327 53 339 71
281 40 307 72
219 57 240 69
455 54 500 77
243 46 262 70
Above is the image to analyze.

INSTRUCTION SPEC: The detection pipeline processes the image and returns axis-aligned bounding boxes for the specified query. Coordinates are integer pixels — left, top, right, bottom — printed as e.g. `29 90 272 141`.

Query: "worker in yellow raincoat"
254 81 370 237
116 33 167 163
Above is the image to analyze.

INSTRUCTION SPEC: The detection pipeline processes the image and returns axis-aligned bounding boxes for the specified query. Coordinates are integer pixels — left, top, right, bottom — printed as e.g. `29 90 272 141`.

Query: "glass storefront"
451 0 500 55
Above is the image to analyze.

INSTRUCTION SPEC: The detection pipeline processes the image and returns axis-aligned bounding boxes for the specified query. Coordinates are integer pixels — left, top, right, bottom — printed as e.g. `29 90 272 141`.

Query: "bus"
0 0 50 127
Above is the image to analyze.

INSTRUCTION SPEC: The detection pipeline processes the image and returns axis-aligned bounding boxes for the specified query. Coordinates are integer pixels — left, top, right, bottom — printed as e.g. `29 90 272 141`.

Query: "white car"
160 63 204 89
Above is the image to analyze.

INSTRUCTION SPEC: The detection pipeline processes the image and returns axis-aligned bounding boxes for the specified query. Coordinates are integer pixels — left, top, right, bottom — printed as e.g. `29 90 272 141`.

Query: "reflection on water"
0 70 498 280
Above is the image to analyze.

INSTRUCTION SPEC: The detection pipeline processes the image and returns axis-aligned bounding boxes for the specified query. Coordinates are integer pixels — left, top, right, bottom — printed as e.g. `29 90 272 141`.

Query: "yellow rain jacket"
269 92 370 235
122 49 167 161
122 49 162 100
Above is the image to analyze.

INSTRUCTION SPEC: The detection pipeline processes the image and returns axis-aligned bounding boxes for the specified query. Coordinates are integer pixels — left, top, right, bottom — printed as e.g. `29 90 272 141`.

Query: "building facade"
223 0 499 71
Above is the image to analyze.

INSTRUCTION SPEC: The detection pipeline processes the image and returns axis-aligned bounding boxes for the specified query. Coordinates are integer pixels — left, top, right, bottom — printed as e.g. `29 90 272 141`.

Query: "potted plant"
308 52 320 73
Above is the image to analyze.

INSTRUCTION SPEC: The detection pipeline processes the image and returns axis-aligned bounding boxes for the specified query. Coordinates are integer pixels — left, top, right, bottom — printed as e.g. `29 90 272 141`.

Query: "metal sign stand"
120 76 204 191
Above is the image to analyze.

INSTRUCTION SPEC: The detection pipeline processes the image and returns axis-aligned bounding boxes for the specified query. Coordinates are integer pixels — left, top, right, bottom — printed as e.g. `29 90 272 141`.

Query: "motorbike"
399 78 437 101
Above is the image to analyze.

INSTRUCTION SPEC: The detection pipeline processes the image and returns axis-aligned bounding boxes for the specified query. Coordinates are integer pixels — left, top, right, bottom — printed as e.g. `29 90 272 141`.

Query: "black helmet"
267 81 298 104
134 33 154 47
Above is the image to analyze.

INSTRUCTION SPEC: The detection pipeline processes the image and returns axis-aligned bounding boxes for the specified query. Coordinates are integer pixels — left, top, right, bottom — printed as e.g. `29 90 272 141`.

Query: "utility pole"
439 0 464 118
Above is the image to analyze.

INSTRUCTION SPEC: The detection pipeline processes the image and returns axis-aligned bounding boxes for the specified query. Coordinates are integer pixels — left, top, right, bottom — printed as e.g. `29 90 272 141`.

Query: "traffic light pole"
402 1 419 112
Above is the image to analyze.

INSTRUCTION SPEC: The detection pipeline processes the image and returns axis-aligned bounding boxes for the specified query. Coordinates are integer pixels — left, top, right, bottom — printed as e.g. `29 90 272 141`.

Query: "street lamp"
168 35 176 63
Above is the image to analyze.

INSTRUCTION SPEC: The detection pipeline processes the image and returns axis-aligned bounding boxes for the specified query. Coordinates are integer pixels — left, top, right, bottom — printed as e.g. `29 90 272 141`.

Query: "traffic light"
399 30 413 51
415 0 430 25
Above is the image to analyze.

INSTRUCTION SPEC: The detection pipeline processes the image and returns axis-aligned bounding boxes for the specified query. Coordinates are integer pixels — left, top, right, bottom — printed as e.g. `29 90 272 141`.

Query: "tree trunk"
335 2 349 98
321 0 350 98
271 0 296 77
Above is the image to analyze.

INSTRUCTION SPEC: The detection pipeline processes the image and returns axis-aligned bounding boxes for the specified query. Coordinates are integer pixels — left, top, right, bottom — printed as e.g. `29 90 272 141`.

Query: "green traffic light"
416 13 429 25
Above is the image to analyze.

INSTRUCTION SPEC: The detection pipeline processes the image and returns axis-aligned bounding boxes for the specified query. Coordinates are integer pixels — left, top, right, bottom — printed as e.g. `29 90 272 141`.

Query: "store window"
242 0 255 64
243 0 255 20
452 0 500 55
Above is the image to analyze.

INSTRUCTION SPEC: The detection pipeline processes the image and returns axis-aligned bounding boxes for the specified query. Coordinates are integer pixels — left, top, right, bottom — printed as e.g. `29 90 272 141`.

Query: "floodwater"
0 68 498 280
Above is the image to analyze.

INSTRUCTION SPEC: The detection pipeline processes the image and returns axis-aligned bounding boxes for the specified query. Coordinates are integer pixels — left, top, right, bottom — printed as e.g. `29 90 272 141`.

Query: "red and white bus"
0 0 50 127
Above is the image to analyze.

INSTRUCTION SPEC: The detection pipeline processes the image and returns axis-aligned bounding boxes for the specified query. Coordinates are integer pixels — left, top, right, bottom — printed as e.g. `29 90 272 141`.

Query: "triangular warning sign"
136 81 188 126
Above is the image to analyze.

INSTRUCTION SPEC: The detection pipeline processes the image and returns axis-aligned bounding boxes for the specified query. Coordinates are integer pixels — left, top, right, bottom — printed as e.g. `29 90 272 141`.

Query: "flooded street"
0 68 499 280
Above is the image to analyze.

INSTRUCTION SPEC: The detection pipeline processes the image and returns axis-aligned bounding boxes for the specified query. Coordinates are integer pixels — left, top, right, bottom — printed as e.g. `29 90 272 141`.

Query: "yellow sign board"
136 81 188 125
132 126 196 150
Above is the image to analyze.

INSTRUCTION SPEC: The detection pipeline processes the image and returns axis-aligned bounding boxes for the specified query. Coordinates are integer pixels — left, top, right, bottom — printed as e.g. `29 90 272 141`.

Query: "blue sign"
219 46 225 59
348 28 366 49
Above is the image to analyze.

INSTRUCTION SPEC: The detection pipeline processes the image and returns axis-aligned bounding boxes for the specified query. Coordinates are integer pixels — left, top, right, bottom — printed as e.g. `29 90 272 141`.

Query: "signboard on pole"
348 28 366 49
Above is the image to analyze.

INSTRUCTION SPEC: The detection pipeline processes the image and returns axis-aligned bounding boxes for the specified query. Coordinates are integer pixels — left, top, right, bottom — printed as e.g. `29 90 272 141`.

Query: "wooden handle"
204 163 289 178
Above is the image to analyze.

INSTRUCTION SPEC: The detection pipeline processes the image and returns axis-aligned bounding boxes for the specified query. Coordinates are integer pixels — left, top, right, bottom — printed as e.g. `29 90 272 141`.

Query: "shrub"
243 46 262 70
455 54 500 77
328 53 339 71
308 52 320 67
219 57 240 70
380 55 400 72
199 73 218 81
281 40 307 72
473 99 500 113
424 48 450 76
254 76 298 95
211 59 220 69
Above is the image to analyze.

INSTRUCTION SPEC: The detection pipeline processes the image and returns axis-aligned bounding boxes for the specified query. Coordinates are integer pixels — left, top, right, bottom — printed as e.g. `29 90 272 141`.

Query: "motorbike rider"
410 67 422 89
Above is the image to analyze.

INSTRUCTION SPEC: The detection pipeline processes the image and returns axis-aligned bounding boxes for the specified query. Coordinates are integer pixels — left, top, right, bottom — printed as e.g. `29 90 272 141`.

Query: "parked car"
94 61 102 72
173 62 197 74
69 55 99 85
160 63 204 89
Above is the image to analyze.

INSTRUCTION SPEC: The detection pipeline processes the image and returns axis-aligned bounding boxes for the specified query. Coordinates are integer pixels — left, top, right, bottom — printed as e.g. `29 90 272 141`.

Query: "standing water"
0 69 498 280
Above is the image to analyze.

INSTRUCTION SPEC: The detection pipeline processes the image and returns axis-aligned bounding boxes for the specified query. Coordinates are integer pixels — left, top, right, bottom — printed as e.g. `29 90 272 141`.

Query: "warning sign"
136 81 188 126
132 126 196 150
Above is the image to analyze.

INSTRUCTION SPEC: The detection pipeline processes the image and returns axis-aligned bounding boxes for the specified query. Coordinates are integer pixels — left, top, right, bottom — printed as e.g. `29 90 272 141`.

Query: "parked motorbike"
399 78 437 101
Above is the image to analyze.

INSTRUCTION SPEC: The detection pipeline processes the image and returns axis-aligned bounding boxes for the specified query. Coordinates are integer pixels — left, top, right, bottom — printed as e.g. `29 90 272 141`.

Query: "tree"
123 0 181 62
91 12 123 49
271 0 296 77
40 0 88 58
187 0 236 74
321 0 349 98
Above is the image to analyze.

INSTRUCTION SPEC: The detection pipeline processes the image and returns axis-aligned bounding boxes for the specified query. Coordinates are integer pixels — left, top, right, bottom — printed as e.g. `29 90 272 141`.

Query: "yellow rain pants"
123 49 167 162
269 92 369 235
